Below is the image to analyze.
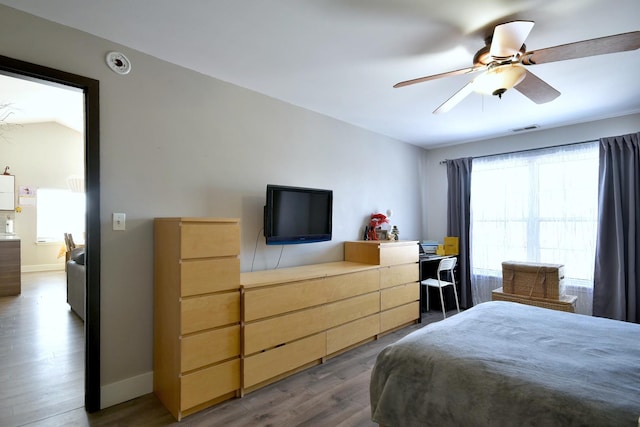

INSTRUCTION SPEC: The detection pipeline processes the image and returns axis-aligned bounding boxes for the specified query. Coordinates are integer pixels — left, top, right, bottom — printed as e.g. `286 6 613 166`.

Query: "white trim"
101 371 153 409
22 264 64 273
35 240 63 246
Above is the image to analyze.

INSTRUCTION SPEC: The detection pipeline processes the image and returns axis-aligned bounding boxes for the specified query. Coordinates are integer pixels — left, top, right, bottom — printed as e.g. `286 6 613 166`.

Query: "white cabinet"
0 175 15 211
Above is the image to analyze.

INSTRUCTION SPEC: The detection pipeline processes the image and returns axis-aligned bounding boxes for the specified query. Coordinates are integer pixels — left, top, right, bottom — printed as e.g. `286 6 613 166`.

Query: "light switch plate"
113 213 126 231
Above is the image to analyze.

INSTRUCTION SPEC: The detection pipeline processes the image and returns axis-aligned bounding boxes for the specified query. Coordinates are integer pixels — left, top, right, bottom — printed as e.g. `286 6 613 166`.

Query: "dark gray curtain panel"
593 132 640 322
446 158 473 308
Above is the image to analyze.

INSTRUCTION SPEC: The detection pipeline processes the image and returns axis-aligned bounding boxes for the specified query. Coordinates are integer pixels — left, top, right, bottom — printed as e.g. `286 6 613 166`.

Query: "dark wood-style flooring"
0 271 84 427
1 272 452 426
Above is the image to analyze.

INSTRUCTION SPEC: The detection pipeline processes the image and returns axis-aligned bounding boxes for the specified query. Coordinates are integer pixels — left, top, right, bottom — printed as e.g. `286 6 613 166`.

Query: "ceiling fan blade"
514 70 560 104
433 81 474 114
521 31 640 65
490 20 535 59
394 66 484 88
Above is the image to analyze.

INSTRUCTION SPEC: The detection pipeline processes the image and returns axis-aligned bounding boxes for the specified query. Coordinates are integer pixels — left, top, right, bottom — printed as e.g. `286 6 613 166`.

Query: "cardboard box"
444 236 459 255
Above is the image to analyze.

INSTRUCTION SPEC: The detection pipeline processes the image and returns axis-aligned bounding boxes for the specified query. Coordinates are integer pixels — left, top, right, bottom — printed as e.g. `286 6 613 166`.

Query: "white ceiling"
1 0 639 148
0 74 84 133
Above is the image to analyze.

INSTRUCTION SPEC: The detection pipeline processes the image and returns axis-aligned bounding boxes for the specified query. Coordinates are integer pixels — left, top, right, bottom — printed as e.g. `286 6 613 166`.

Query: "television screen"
264 185 332 245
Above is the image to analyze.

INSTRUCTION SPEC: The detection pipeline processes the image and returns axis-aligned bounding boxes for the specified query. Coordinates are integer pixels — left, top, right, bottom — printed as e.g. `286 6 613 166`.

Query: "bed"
370 301 640 427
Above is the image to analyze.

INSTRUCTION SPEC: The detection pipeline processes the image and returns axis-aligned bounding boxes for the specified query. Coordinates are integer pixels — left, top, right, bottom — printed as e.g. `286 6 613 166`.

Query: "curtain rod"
439 138 598 165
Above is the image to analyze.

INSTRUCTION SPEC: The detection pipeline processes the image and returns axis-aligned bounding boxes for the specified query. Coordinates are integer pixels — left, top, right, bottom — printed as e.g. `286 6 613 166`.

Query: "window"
36 188 85 243
470 142 599 314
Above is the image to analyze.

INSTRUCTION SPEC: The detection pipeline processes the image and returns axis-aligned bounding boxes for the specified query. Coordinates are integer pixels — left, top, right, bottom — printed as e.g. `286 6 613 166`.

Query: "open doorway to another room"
0 72 85 426
0 55 100 423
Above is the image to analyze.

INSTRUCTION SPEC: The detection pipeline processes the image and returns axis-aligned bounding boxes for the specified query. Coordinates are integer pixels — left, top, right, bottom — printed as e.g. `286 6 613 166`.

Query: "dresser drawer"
181 325 240 372
323 269 379 302
379 243 418 266
180 221 240 259
243 333 326 389
324 292 379 329
380 301 419 332
381 282 419 311
326 314 379 355
180 358 240 411
380 263 418 289
344 241 418 266
181 292 240 334
181 258 240 297
244 305 327 355
244 278 325 321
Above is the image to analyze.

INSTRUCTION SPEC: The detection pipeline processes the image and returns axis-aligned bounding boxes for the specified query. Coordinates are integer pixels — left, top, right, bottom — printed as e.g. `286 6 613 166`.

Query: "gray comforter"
370 301 640 427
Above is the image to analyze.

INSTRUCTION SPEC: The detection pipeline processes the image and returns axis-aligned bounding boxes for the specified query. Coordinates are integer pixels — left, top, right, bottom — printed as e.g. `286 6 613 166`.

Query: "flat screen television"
264 184 333 245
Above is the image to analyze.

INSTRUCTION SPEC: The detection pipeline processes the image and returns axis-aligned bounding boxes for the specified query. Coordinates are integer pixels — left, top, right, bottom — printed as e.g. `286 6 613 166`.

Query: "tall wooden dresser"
153 217 241 420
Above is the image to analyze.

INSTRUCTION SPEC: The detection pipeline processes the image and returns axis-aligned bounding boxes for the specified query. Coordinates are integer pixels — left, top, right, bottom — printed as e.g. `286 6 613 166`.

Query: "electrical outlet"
113 213 126 231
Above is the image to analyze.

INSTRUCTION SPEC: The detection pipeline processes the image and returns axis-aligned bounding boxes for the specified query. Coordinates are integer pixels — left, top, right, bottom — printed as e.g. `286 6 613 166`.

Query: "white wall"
0 122 84 271
420 113 640 241
0 5 425 408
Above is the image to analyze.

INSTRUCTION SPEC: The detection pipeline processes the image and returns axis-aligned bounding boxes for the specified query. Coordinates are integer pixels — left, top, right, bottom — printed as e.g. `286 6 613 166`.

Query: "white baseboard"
22 264 65 273
101 371 154 409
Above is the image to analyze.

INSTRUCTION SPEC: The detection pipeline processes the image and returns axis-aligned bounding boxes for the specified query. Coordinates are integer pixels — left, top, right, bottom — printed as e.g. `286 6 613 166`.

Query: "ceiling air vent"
512 124 539 132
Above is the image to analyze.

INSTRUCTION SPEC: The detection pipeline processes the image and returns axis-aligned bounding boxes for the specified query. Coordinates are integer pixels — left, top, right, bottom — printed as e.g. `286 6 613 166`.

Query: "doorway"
0 54 100 412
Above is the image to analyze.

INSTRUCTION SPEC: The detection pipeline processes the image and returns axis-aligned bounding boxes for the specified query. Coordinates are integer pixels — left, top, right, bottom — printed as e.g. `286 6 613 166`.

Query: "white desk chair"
421 257 460 318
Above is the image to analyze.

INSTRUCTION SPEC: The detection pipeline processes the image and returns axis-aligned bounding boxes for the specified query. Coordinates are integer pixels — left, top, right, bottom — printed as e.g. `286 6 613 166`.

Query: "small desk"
418 255 458 317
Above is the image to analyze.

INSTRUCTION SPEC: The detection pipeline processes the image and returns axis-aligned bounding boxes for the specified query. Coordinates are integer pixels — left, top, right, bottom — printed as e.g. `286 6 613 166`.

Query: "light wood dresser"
241 239 419 393
153 217 241 420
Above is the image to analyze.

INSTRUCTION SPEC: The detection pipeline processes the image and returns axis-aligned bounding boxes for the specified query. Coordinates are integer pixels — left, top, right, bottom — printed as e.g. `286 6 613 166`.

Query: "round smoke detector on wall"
105 51 131 75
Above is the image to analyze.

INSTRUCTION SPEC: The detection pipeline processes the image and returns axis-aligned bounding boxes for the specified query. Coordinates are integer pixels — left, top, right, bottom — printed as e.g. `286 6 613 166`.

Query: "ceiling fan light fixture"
473 64 526 97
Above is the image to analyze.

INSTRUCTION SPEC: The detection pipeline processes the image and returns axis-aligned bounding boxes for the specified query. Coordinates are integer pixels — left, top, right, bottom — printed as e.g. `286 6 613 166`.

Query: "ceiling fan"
394 21 640 114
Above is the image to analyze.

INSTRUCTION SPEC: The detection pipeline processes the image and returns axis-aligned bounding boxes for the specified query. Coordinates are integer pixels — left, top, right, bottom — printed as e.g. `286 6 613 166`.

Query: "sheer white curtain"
470 142 599 315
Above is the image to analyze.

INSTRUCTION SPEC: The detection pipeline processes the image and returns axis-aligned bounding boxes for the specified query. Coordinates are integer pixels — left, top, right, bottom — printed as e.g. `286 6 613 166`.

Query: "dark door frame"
0 54 101 412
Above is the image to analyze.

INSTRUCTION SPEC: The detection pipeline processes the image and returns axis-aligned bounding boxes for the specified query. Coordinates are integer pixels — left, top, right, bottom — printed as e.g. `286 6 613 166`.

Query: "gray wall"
420 113 640 241
0 5 424 407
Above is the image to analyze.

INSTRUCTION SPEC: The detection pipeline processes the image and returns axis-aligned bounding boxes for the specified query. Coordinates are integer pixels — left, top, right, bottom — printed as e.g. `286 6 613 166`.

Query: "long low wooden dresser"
240 239 419 392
